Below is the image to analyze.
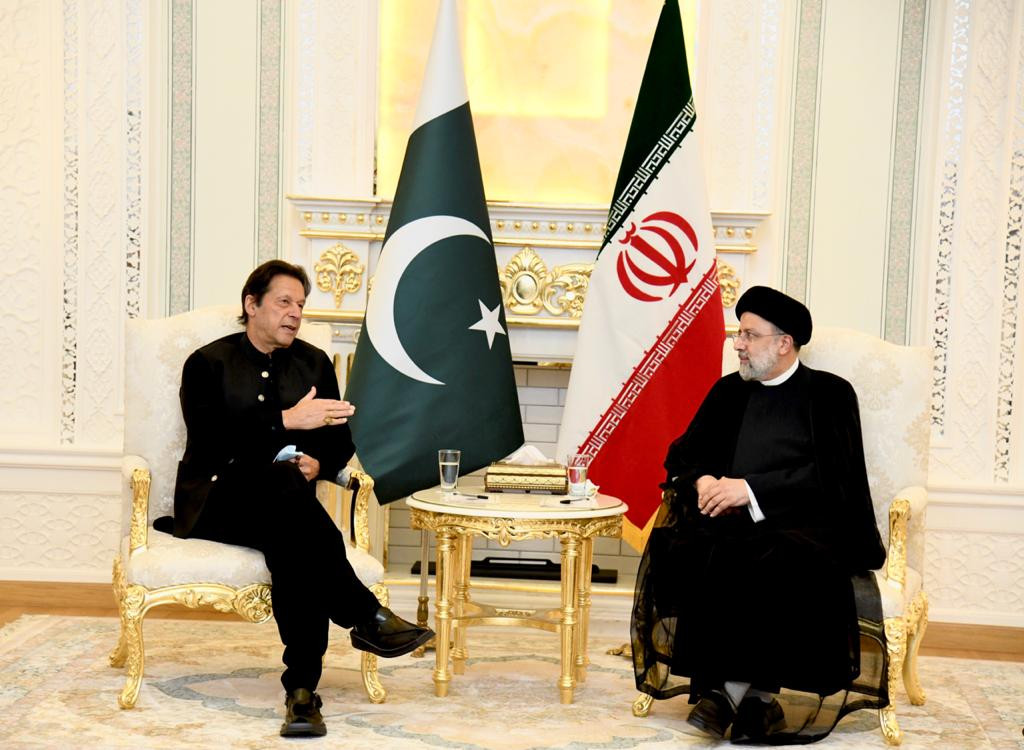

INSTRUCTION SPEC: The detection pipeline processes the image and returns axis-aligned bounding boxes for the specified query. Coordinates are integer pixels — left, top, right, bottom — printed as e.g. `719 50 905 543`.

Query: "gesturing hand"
697 476 750 517
281 386 356 430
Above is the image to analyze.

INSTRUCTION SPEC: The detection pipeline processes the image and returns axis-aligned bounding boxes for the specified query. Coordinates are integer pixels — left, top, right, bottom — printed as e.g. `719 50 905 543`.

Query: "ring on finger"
324 416 333 425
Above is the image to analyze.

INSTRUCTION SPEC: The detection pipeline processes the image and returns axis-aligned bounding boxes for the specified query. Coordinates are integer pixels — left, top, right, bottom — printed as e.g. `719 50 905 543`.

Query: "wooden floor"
1 580 1022 663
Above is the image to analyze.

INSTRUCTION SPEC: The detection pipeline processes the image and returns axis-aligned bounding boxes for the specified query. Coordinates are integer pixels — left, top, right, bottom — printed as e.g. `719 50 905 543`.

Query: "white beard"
738 347 779 382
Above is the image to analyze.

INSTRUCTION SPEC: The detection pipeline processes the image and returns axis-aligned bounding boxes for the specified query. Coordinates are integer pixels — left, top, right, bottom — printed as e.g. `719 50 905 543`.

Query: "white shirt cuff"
745 480 766 523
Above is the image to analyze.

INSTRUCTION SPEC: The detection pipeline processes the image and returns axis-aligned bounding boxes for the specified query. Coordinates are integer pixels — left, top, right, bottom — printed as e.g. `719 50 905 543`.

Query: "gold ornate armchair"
633 326 930 745
110 305 388 709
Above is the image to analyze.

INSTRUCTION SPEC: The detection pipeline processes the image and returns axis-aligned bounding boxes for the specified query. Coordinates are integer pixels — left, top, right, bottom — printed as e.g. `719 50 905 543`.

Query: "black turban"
735 286 812 346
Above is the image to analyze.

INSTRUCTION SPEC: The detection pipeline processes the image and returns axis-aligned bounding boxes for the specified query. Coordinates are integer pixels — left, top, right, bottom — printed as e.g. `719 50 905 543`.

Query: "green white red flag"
556 0 724 549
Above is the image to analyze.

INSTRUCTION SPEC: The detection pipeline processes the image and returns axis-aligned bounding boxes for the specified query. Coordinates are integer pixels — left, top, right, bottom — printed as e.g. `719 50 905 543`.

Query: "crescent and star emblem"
615 210 698 302
365 215 506 386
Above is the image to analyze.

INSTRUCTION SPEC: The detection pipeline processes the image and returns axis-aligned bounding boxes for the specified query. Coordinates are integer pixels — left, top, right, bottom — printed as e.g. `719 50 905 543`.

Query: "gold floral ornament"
315 244 365 308
499 247 593 318
717 261 740 307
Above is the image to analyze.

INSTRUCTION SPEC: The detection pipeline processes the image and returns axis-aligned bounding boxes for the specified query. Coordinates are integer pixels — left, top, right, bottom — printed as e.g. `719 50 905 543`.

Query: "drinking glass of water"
566 454 592 497
438 449 461 492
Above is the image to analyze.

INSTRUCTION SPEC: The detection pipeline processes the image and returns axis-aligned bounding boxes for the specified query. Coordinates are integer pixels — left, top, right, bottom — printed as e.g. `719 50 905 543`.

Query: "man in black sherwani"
169 260 432 738
631 286 885 743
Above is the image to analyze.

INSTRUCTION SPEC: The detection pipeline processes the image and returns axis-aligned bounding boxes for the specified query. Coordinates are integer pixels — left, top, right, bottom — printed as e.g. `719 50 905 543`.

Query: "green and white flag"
345 0 522 503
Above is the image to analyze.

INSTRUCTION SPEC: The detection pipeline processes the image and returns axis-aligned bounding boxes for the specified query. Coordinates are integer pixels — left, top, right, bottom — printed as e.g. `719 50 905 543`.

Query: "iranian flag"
345 0 523 503
556 0 724 549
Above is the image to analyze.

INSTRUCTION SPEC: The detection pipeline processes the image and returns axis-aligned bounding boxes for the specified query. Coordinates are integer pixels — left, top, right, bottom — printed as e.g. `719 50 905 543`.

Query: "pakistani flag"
345 0 523 503
556 0 724 549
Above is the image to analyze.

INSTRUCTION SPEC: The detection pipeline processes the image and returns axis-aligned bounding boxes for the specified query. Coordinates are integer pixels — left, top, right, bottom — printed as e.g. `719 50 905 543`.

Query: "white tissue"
501 444 554 466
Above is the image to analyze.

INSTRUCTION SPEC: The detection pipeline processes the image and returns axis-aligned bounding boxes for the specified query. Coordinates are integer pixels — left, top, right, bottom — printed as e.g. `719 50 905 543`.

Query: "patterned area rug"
0 614 1021 749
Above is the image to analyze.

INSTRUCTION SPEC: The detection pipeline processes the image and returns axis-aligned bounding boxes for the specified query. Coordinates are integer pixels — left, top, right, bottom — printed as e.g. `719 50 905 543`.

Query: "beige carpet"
0 612 1021 749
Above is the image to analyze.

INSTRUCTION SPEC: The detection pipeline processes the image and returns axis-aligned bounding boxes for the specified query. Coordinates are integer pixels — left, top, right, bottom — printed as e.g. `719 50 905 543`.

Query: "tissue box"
484 461 568 493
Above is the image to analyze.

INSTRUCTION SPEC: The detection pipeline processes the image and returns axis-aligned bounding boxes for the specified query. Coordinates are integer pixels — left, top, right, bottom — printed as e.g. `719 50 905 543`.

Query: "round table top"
406 476 627 520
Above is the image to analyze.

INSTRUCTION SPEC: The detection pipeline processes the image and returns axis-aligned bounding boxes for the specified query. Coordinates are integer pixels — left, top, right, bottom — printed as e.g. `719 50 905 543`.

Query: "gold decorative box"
484 461 568 493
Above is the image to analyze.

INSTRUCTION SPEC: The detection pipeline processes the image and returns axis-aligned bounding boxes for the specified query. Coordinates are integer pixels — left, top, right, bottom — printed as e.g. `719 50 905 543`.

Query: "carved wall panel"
703 0 781 212
0 0 53 443
75 0 123 447
0 489 120 579
925 0 1022 486
926 530 1024 624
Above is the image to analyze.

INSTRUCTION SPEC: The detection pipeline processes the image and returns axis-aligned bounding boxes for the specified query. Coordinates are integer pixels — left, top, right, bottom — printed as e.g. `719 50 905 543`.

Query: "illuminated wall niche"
377 0 698 206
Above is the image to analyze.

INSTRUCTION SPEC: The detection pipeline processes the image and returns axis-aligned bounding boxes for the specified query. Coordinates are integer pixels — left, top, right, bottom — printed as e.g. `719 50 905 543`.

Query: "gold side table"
407 478 626 704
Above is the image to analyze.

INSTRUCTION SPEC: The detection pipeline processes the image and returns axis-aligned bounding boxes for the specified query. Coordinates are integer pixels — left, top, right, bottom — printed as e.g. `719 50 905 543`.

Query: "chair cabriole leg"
361 582 388 703
903 591 928 705
879 616 906 745
117 585 148 709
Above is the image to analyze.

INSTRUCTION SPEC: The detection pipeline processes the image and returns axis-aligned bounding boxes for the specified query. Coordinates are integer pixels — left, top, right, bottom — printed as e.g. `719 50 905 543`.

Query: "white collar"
760 358 800 386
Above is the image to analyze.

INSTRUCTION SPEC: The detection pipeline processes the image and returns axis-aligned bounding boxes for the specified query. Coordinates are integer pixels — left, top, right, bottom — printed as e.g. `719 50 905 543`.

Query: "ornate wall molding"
256 0 282 263
315 244 365 308
704 0 782 211
782 0 823 302
124 0 142 321
994 7 1024 483
168 0 193 314
929 0 1015 483
76 0 122 446
883 0 928 345
290 0 374 199
499 248 591 320
61 0 80 444
753 0 781 208
930 1 972 436
294 0 314 193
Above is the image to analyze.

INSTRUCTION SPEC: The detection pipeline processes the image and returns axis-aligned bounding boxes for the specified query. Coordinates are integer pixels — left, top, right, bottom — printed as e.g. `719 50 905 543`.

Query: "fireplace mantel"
289 196 765 363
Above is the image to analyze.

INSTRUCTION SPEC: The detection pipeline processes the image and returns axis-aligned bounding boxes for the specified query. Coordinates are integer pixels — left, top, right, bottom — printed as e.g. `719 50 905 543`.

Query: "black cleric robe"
631 363 888 742
172 332 355 538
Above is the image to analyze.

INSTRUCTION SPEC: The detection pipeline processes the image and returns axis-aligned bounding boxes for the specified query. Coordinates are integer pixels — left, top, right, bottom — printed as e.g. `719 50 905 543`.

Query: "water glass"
566 454 592 497
438 449 461 492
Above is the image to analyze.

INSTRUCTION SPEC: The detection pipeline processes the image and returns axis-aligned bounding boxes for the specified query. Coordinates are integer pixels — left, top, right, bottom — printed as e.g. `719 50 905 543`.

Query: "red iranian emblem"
615 211 698 302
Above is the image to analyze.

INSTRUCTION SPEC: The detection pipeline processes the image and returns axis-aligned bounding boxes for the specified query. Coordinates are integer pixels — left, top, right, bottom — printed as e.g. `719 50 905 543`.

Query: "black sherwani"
631 363 887 739
173 332 379 692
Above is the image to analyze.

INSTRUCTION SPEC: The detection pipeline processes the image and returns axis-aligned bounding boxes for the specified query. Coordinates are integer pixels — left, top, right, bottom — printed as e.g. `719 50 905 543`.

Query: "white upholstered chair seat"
120 531 384 593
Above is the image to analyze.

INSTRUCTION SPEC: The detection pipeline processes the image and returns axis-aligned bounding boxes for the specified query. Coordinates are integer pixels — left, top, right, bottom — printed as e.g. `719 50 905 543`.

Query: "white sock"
723 680 750 709
747 688 775 703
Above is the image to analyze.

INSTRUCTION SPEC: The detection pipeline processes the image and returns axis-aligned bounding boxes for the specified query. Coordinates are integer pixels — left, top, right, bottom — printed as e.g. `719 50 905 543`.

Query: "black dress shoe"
350 606 434 658
731 696 786 743
686 691 736 739
280 688 326 738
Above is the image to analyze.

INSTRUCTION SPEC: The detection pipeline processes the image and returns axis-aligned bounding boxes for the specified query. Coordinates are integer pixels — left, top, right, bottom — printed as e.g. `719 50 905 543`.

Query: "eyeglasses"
729 330 787 343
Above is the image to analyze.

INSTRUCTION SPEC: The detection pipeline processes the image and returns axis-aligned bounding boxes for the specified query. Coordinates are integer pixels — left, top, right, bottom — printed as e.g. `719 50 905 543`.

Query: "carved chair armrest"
883 485 927 589
346 469 374 553
122 456 151 554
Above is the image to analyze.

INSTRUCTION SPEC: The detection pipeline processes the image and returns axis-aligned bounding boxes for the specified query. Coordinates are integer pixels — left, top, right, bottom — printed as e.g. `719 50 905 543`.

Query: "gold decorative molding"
291 199 762 254
499 247 593 319
129 469 150 552
408 508 622 548
886 497 910 587
717 261 741 308
315 243 365 308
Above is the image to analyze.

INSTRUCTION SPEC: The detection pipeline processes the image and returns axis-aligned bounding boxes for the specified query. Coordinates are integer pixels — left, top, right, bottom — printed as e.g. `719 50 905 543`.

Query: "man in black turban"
630 286 886 743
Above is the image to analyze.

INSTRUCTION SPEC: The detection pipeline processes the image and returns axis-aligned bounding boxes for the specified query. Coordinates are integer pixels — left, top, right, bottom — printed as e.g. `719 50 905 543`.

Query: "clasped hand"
289 454 320 482
281 386 356 430
695 475 749 517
